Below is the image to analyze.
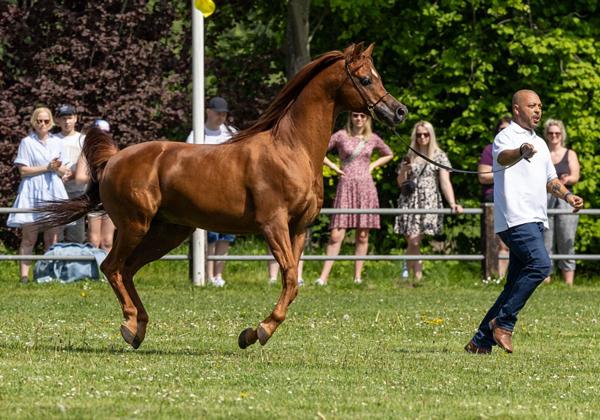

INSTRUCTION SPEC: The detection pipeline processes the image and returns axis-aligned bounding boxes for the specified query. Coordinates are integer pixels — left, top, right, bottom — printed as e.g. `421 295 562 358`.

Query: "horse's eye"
359 77 372 86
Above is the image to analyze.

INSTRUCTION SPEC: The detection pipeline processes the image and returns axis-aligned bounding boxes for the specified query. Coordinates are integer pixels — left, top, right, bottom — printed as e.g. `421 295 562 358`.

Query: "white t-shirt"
55 131 86 194
492 121 557 233
186 124 237 145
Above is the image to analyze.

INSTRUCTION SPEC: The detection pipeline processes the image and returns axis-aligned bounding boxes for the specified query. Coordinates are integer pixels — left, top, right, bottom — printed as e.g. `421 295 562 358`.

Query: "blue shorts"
207 231 236 244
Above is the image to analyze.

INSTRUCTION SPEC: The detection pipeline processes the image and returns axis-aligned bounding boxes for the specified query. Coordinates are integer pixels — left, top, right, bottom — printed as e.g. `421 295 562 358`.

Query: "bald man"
465 89 584 354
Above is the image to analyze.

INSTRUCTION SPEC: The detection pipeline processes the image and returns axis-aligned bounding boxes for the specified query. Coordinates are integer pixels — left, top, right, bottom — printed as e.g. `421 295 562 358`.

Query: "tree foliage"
0 0 191 246
1 1 598 265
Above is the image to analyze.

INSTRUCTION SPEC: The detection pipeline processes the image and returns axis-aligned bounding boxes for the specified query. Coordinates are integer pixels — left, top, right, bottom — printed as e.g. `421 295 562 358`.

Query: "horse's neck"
279 66 343 173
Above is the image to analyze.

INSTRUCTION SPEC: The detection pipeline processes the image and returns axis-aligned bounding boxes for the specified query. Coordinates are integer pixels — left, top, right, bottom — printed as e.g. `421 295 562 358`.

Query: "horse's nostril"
395 106 408 121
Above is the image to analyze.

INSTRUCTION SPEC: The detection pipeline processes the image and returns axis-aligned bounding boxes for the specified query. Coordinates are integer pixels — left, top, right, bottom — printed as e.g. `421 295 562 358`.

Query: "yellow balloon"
194 0 215 17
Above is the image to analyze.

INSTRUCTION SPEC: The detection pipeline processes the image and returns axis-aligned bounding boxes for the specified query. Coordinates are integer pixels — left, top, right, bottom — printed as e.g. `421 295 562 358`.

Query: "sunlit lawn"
1 240 600 418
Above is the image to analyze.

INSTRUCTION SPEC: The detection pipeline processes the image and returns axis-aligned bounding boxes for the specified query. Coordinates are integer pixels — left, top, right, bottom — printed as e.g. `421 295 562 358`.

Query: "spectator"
7 107 69 283
185 96 236 144
315 112 393 285
74 119 115 252
394 121 464 281
187 97 237 287
465 89 584 355
55 104 86 243
478 116 511 278
543 119 580 286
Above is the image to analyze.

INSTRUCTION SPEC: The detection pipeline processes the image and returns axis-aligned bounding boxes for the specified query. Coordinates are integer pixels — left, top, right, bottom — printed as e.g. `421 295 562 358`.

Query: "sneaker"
268 277 278 285
314 278 327 286
297 278 304 287
353 277 362 284
211 277 225 287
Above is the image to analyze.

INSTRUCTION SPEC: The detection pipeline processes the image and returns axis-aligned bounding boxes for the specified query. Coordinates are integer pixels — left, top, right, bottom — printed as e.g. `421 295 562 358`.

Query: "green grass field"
1 241 600 418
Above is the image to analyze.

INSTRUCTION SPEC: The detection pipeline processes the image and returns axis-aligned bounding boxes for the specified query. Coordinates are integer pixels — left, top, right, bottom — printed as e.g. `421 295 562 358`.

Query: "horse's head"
341 43 408 126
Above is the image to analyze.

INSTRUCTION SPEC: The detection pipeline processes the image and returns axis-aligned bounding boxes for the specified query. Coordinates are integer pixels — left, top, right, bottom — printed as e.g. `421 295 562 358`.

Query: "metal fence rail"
1 207 598 266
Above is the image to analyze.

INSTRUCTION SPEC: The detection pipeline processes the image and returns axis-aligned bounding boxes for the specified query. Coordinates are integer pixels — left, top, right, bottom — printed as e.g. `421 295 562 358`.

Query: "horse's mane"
229 50 345 143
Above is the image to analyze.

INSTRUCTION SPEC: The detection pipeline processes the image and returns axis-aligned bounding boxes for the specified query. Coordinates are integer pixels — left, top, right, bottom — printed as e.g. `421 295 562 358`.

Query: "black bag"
399 162 426 196
399 179 417 196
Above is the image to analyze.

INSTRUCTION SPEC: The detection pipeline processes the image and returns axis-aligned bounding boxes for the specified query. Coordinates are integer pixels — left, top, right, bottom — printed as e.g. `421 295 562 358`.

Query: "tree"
285 0 311 78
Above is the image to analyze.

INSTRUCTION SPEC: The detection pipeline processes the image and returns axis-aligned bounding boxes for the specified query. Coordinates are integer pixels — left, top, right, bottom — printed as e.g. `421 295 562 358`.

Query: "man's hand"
566 193 584 213
519 143 537 161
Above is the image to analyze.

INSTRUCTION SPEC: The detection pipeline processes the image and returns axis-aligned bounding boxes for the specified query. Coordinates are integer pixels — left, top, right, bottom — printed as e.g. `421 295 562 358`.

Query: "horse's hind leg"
122 221 193 347
101 219 152 348
239 226 305 349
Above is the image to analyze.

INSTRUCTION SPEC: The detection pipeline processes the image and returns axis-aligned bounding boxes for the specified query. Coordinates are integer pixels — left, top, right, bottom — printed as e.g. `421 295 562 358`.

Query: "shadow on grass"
391 346 453 354
0 340 241 357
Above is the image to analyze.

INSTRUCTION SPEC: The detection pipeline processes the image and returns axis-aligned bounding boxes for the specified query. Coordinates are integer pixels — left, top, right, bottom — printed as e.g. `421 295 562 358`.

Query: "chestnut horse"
40 43 407 349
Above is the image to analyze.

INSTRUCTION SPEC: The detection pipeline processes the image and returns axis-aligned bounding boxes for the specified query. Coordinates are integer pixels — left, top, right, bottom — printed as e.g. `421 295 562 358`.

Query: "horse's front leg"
238 225 305 349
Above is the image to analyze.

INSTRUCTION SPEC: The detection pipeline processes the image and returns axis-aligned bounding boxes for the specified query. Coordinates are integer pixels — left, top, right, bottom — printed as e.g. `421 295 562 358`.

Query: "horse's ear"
363 43 375 57
344 42 365 62
343 43 355 56
355 42 365 55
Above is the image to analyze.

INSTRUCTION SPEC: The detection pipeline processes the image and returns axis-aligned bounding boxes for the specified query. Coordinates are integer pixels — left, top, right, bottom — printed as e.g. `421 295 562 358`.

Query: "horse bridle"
344 58 390 121
344 57 526 175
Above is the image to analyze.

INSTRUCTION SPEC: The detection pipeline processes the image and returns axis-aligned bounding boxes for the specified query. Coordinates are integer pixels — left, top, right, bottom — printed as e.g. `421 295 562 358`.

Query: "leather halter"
344 58 390 120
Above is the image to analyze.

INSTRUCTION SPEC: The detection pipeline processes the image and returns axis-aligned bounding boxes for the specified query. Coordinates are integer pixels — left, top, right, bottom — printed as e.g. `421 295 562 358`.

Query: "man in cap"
186 96 236 145
55 104 86 243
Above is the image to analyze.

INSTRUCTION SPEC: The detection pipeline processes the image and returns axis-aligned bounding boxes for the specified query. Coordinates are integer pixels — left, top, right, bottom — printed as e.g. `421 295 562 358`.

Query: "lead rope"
389 126 525 175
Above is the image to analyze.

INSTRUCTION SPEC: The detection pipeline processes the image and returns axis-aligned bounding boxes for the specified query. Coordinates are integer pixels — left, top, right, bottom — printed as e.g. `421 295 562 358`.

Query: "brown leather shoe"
464 340 491 354
489 318 513 353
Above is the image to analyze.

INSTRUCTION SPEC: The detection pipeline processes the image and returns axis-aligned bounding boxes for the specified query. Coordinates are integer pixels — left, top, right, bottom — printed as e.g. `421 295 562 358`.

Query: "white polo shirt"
185 124 237 145
492 121 557 233
55 131 86 194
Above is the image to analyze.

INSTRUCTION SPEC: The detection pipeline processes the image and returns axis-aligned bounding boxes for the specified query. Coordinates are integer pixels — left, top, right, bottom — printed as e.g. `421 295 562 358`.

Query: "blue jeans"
471 222 551 348
207 232 235 244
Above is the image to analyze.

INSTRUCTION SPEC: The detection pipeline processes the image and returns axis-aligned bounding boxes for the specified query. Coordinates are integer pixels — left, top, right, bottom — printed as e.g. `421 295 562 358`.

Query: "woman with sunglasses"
394 121 463 282
7 106 69 283
543 119 580 286
315 111 393 285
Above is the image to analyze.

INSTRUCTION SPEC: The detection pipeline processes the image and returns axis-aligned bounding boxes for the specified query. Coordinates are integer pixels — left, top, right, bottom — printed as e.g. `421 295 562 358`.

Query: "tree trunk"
286 0 310 79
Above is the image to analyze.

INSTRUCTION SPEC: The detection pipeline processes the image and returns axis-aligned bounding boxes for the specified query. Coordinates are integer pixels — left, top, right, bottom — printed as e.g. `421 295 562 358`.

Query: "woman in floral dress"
315 112 393 285
395 121 463 281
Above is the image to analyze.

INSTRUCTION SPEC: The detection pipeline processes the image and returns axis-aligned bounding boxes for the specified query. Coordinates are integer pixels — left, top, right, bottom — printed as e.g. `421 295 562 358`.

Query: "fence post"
481 202 498 279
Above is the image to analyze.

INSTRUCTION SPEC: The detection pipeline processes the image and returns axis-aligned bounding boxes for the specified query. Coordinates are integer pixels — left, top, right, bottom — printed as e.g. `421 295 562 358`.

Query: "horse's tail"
81 127 119 183
36 127 119 227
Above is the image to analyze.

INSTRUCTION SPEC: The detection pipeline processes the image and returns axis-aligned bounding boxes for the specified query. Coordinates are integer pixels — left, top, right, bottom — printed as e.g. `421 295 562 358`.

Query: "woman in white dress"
7 107 70 283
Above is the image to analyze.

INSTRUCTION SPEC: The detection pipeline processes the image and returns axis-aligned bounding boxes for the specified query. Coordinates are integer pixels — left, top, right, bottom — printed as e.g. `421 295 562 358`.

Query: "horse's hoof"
120 325 140 349
238 327 257 349
257 324 271 346
131 335 142 349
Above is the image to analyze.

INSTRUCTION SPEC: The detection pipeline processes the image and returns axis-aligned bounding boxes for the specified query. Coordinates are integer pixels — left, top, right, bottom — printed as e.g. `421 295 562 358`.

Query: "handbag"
399 162 426 196
400 179 417 196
